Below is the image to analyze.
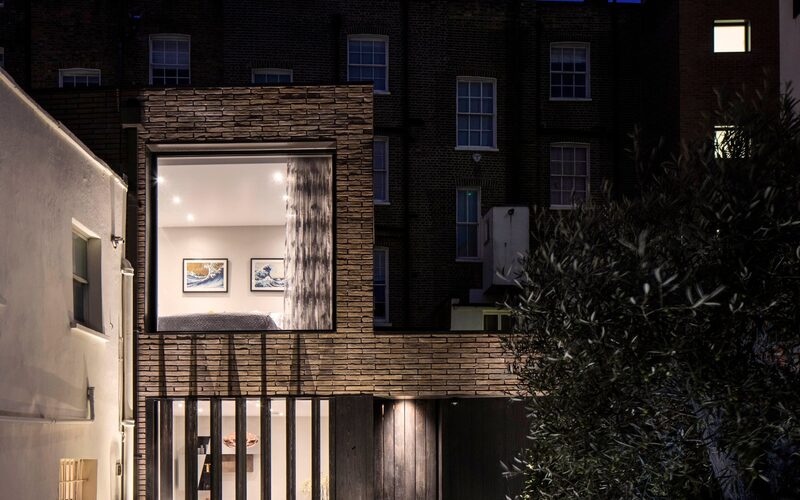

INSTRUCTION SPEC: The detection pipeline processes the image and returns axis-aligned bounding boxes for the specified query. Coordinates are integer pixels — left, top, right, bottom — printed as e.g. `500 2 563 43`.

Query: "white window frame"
550 143 590 210
251 68 293 84
347 35 389 94
374 247 389 324
483 309 512 332
550 42 591 101
456 188 481 261
373 136 389 204
71 220 104 336
59 458 97 500
455 77 498 151
59 68 102 88
149 33 191 86
714 20 751 53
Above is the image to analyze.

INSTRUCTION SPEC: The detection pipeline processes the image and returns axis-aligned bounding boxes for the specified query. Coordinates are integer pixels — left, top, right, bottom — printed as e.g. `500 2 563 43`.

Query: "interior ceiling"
157 155 288 227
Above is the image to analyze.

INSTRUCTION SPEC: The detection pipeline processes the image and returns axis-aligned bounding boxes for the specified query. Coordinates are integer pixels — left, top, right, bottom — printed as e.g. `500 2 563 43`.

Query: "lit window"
59 459 97 500
714 125 749 158
714 20 750 53
456 189 480 259
456 78 496 149
149 34 190 85
59 69 101 88
483 311 512 332
373 137 389 203
550 144 589 208
374 248 389 323
348 36 388 93
550 43 590 100
252 68 293 84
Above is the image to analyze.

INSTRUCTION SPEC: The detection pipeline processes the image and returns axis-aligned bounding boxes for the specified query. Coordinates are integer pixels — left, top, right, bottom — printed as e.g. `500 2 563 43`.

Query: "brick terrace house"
0 0 788 499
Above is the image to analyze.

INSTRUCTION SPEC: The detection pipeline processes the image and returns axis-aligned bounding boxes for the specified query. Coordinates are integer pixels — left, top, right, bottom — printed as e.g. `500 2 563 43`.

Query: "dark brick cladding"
7 0 646 329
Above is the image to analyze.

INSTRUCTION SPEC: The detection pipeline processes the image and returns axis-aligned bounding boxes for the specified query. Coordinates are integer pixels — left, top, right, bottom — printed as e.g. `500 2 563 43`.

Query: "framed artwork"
183 259 228 293
251 258 287 291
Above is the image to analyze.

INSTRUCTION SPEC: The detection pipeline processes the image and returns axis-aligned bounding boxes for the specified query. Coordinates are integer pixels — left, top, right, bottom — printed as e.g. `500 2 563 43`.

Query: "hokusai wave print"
183 259 228 293
251 258 287 291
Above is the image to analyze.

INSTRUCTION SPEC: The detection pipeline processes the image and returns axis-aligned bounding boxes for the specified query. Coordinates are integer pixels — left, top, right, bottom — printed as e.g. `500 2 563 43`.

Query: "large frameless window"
155 154 333 332
149 398 330 500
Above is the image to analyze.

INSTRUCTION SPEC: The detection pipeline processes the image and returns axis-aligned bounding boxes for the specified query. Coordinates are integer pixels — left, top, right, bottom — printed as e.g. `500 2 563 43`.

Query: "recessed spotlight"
186 214 195 222
172 196 182 205
272 172 284 183
156 176 165 184
282 194 289 201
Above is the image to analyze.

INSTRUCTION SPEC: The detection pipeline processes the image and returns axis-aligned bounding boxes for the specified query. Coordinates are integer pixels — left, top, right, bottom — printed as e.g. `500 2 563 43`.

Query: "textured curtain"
283 156 333 330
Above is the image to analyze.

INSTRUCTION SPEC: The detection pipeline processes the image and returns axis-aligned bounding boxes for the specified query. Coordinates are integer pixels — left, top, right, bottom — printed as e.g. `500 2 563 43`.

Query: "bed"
157 312 281 332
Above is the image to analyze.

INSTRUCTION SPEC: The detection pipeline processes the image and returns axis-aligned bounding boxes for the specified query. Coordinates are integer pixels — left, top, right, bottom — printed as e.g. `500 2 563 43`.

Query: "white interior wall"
157 226 285 317
0 71 126 500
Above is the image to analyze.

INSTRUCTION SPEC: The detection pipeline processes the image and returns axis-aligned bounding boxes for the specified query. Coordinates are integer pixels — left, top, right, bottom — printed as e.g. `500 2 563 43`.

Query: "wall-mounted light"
282 194 289 201
156 176 165 184
186 214 195 222
172 195 181 205
272 172 284 183
111 235 125 249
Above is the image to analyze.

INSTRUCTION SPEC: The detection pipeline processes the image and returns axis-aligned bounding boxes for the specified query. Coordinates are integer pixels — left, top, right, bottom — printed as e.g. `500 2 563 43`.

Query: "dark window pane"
484 315 499 331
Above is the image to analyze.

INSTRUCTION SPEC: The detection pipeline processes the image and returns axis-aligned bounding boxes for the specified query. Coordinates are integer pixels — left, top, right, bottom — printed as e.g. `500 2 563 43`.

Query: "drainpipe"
0 387 95 424
120 258 135 500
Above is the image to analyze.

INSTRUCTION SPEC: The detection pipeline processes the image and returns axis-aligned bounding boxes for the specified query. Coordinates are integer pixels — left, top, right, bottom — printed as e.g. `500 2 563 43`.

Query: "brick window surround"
59 68 101 88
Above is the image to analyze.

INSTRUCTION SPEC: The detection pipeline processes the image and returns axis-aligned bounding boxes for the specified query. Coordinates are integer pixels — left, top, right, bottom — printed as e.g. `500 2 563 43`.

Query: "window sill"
549 98 592 102
456 257 482 263
374 90 391 96
374 200 391 206
374 321 392 327
70 322 109 342
454 146 499 152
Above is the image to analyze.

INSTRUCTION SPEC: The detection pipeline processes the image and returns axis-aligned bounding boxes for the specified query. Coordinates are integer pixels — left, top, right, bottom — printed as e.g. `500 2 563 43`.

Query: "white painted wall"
157 225 285 318
0 70 127 499
780 0 800 100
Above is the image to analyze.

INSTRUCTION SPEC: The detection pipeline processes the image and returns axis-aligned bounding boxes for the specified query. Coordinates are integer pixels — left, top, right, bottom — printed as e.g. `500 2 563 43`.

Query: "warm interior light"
272 172 284 183
156 176 165 184
172 195 181 204
714 21 749 53
186 213 195 222
282 194 289 201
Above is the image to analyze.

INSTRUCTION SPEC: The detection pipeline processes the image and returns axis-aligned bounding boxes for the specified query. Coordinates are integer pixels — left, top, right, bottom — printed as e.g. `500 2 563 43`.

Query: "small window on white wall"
59 69 101 88
456 77 497 149
714 20 751 53
374 248 389 323
550 144 589 208
58 458 97 500
71 221 103 333
373 137 389 203
456 188 480 260
348 35 388 93
550 43 590 100
252 68 293 84
150 34 190 85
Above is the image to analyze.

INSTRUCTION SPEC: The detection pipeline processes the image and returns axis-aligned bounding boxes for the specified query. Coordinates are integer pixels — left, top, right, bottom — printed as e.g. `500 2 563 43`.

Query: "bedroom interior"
155 154 333 332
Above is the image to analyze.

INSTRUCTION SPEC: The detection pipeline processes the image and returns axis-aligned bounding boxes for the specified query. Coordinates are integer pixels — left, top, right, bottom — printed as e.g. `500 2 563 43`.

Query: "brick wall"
131 84 519 497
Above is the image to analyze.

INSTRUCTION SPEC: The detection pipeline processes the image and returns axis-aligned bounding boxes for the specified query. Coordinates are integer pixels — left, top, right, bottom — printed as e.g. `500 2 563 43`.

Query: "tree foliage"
502 90 800 499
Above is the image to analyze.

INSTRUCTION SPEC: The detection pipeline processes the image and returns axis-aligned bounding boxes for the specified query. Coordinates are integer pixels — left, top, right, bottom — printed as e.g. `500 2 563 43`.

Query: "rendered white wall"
157 225 285 318
0 71 126 499
780 0 800 100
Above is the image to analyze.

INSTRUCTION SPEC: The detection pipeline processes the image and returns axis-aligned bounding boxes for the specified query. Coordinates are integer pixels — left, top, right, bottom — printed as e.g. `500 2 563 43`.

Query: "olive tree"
502 90 800 499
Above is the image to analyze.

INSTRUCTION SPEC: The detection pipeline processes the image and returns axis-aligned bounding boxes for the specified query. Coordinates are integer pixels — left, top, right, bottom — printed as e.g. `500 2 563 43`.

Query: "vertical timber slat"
312 398 321 500
146 399 159 500
185 398 198 500
160 400 174 500
287 398 297 500
236 399 247 500
261 397 271 500
211 399 222 500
